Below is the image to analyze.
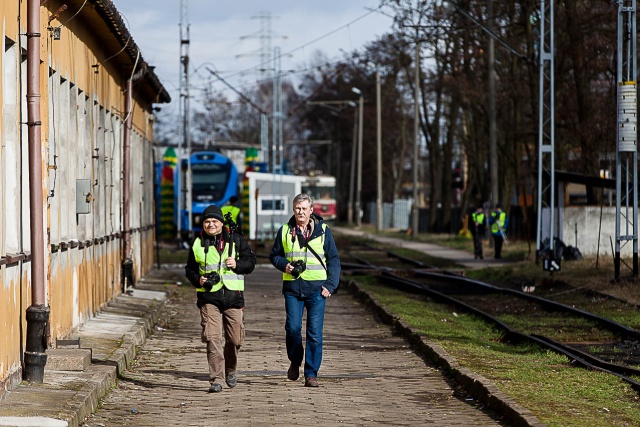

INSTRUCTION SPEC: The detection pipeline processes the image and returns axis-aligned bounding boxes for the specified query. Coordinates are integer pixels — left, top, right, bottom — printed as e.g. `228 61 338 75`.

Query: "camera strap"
302 241 327 272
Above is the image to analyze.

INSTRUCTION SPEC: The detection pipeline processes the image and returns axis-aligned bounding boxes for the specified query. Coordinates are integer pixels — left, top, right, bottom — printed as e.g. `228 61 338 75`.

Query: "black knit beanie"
203 205 224 222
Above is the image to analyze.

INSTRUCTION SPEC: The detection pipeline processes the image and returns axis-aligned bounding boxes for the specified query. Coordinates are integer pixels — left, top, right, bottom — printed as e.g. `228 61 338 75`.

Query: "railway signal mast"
614 1 638 278
179 0 193 242
535 0 558 271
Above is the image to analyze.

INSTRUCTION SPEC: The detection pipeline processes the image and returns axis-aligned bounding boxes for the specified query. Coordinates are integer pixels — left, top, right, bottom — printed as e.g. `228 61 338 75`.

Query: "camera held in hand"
290 260 306 278
202 272 221 291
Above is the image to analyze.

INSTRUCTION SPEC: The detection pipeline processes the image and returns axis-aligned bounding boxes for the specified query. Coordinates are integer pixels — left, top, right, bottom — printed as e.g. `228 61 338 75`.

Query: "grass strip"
358 279 640 427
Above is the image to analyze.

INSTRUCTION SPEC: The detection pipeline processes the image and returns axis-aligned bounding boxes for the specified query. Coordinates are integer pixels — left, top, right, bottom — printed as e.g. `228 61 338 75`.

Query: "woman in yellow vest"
269 194 341 388
185 204 256 393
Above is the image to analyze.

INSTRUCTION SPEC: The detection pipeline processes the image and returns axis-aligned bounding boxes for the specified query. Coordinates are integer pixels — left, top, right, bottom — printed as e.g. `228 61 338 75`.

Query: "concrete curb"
344 279 546 427
0 286 171 427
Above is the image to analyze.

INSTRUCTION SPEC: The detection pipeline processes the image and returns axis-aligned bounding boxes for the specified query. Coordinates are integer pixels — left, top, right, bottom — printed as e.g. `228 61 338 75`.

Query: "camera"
224 211 238 233
290 260 306 278
202 272 221 290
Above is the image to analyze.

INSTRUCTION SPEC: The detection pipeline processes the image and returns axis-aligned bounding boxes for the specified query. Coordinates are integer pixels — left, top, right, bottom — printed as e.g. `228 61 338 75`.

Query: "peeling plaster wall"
1 2 160 389
0 266 30 393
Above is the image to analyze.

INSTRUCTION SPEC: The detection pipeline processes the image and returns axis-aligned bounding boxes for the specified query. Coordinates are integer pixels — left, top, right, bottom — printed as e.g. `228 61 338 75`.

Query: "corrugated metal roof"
49 0 171 104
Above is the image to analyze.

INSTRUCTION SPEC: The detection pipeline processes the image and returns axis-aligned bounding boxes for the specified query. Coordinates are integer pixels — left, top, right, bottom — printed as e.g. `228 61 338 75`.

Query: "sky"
110 0 394 117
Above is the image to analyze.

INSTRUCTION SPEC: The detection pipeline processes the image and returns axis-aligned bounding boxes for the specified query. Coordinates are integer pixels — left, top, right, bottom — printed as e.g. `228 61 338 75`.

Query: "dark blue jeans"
284 290 326 379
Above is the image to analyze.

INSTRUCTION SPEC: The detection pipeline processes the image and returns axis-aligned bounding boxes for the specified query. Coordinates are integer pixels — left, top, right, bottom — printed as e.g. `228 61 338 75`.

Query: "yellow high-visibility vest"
192 238 244 292
281 223 328 281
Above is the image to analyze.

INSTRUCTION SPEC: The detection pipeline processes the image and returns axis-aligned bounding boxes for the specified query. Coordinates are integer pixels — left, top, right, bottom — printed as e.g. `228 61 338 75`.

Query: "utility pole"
237 12 286 167
238 11 287 83
240 11 273 82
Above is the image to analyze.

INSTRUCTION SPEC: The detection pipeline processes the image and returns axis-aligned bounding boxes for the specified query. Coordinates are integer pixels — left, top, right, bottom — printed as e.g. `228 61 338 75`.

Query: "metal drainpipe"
24 0 50 383
122 69 145 291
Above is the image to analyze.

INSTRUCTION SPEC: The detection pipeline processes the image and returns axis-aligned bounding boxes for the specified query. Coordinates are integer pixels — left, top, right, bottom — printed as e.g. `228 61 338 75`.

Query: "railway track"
339 241 640 392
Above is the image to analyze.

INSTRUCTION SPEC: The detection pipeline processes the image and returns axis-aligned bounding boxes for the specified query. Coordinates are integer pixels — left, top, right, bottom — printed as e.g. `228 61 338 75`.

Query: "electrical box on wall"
76 179 92 214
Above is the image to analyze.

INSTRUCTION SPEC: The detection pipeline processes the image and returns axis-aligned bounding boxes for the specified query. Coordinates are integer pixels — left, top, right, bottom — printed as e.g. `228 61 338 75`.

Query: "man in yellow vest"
185 204 256 393
221 196 241 231
269 193 341 388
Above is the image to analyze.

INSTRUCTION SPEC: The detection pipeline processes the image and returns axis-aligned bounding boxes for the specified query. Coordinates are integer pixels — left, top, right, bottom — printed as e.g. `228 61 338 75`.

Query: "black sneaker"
226 373 237 388
287 364 300 381
208 383 223 393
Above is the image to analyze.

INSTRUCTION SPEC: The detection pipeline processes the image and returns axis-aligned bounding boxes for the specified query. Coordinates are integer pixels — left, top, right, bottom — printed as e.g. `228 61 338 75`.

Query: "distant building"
0 0 170 393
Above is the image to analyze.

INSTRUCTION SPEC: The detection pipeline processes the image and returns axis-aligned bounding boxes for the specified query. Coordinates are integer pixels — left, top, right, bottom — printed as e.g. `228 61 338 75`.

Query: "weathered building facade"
1 0 169 393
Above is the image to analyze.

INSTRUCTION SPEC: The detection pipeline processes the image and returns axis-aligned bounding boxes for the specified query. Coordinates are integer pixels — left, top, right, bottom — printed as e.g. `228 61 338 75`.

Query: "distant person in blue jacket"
489 204 508 259
269 193 341 388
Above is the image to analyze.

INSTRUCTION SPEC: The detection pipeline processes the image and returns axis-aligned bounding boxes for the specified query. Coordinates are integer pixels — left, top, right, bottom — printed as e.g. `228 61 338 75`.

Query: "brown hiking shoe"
304 377 319 387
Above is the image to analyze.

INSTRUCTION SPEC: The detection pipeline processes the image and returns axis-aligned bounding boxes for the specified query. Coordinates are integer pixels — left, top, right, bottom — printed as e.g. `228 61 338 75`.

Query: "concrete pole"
348 107 357 225
488 0 498 207
411 42 420 237
356 93 364 228
376 72 383 231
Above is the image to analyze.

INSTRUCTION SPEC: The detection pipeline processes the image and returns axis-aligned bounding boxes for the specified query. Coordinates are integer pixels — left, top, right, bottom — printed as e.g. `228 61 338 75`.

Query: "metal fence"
367 199 412 230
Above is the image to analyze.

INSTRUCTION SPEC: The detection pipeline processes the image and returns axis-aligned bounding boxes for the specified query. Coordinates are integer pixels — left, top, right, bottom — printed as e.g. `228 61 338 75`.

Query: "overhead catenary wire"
206 67 268 115
445 0 530 63
220 5 386 83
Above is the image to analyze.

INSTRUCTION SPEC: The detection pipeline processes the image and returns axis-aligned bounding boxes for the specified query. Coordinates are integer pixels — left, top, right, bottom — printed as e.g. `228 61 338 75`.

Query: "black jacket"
185 228 256 309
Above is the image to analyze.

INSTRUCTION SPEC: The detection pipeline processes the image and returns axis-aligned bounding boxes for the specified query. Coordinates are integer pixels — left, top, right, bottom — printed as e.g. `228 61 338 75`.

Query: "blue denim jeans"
284 290 326 379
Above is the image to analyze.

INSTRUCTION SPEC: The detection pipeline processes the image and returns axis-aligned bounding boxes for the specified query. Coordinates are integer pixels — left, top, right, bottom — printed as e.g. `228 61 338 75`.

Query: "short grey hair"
292 193 313 207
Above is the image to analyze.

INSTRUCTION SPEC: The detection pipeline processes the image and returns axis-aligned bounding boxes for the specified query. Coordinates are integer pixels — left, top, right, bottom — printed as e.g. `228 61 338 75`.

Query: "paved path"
82 265 507 426
332 226 511 270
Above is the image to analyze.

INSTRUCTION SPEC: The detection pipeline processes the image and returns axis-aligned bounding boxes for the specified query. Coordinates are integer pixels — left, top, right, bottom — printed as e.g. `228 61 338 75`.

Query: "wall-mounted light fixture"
51 27 61 40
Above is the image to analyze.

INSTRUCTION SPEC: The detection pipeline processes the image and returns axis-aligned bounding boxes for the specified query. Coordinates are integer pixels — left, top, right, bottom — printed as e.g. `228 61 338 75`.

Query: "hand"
200 276 212 291
225 257 236 269
321 286 331 298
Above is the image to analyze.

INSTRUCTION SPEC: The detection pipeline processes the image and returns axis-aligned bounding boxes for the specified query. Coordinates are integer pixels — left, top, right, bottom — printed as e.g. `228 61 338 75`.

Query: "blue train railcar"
175 151 239 239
